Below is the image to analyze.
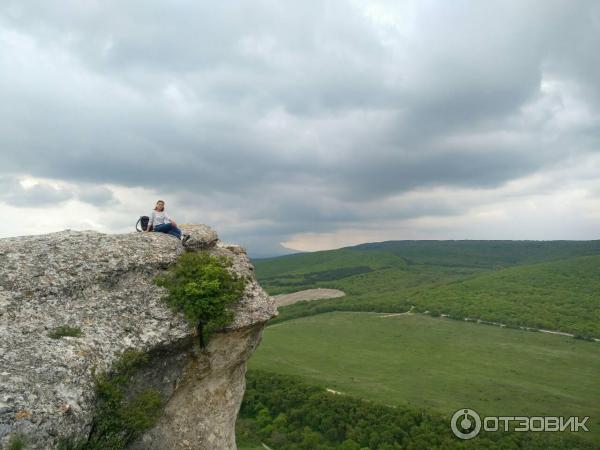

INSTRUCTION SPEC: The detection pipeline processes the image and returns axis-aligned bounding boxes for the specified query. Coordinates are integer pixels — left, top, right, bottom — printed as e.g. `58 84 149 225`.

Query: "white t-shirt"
148 210 172 228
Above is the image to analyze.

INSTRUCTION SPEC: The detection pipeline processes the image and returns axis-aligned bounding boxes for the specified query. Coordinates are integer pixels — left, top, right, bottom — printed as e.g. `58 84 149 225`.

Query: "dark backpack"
136 216 150 232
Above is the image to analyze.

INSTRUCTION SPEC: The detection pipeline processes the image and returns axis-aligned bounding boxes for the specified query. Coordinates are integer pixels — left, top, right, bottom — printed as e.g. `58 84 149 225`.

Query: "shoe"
182 234 191 244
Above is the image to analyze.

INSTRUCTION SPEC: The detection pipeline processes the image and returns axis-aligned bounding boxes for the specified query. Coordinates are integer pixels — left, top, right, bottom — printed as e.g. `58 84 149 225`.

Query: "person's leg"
168 226 182 239
153 223 172 234
152 223 183 240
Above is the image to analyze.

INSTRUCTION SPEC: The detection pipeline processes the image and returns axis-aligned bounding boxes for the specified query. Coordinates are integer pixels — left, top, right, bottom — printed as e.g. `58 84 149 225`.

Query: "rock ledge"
0 225 276 449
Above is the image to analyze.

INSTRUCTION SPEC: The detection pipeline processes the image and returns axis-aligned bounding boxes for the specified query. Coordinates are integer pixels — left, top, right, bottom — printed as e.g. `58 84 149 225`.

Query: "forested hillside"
237 369 598 449
254 240 600 337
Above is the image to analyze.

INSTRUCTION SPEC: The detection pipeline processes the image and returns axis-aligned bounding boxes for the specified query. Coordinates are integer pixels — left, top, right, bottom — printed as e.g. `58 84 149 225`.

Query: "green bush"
154 251 246 347
55 350 164 450
7 434 26 450
66 350 164 450
48 325 83 339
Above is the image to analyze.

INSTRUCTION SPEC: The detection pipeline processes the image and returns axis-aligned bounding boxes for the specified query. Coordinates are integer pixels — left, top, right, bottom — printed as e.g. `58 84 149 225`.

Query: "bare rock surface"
0 225 276 449
272 288 346 307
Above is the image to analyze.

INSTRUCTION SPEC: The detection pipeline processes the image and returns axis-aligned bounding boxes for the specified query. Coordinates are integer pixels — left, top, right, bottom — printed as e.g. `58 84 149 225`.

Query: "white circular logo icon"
451 408 481 439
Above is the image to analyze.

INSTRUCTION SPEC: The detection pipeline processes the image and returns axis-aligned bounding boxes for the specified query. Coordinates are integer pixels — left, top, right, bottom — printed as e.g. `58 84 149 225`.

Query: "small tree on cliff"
154 252 246 348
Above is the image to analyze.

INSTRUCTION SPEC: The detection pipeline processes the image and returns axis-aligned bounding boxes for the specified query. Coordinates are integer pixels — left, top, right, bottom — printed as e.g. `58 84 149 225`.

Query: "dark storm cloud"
0 176 72 206
76 185 118 207
0 0 599 253
0 176 118 207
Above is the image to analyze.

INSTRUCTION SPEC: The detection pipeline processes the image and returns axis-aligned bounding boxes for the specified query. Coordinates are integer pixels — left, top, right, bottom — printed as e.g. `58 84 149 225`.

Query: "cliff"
0 225 277 449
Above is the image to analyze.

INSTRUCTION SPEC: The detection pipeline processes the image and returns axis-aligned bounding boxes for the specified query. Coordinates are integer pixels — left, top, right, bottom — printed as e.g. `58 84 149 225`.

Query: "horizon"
253 236 600 259
1 1 599 256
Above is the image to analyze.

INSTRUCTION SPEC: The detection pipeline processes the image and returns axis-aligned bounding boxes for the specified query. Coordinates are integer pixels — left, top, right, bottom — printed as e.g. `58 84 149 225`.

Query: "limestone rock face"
0 225 277 449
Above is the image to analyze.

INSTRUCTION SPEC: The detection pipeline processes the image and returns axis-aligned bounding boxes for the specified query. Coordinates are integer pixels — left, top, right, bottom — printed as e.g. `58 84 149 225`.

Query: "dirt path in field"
272 288 346 307
377 307 600 342
378 306 415 317
269 293 600 343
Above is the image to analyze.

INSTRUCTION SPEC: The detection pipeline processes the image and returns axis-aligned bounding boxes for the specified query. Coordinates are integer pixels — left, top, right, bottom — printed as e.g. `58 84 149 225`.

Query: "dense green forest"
409 255 600 337
237 370 598 450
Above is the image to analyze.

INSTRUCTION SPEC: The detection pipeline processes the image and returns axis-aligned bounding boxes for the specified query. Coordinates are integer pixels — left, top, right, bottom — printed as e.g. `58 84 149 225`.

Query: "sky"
1 0 599 257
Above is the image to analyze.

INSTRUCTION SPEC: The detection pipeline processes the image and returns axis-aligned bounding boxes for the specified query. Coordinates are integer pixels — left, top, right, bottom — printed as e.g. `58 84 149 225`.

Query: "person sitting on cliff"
145 199 190 244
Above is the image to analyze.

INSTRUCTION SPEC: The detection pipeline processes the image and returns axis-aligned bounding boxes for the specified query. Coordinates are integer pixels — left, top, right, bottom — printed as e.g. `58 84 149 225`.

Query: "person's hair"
154 200 165 211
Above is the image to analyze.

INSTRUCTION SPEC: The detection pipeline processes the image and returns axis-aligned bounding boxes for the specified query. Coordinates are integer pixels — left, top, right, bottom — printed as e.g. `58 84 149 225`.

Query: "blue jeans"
153 223 182 239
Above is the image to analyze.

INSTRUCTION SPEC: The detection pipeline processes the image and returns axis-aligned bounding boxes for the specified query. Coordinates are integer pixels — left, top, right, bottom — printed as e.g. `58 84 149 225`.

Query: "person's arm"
146 211 154 231
165 212 177 227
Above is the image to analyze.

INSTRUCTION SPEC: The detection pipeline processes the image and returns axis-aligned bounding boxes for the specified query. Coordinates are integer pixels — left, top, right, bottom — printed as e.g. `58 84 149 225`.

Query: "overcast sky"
1 1 599 256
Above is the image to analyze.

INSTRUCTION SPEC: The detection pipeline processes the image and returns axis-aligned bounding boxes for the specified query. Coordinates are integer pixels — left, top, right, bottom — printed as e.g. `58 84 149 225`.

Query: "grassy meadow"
248 312 600 441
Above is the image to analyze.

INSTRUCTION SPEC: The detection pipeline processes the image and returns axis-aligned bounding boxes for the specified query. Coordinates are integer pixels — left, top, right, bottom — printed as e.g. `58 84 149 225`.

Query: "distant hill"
253 240 600 337
255 247 405 285
257 239 600 271
352 239 600 267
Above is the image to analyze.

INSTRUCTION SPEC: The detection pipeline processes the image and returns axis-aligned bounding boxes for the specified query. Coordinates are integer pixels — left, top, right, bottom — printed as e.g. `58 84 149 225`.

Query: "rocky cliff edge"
0 224 277 449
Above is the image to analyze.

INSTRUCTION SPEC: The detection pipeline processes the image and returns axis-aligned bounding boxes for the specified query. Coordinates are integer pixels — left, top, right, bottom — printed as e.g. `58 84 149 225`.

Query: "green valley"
238 240 600 449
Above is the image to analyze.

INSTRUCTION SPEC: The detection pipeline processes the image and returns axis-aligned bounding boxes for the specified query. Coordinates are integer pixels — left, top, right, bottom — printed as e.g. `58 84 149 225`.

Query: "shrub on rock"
154 252 246 347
